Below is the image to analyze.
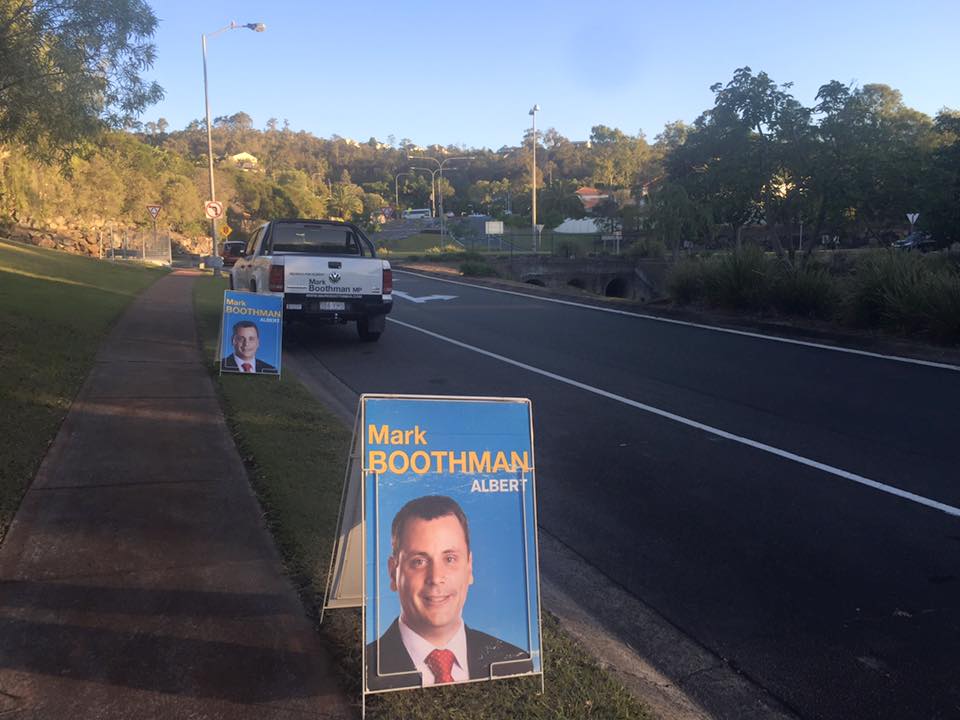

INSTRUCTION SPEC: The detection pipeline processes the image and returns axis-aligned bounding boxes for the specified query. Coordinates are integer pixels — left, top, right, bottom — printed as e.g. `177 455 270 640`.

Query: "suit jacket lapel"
379 618 416 674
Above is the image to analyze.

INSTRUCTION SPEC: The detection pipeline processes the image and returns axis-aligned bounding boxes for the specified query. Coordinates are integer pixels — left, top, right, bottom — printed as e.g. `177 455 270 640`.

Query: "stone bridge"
488 256 670 302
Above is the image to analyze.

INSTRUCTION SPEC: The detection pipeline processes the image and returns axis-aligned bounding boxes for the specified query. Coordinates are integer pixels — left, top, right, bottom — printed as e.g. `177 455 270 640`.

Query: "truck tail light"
269 264 284 292
382 267 393 295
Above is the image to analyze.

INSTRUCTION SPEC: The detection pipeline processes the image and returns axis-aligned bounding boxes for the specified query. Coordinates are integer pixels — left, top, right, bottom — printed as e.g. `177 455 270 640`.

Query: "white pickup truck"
229 219 393 341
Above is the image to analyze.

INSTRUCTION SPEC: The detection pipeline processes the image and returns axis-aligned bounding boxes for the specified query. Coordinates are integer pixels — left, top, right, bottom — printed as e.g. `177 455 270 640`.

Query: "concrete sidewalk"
0 271 352 719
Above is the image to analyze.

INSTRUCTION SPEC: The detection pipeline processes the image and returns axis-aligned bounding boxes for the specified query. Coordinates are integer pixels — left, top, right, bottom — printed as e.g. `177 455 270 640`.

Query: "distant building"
225 152 260 171
554 217 601 234
575 186 609 211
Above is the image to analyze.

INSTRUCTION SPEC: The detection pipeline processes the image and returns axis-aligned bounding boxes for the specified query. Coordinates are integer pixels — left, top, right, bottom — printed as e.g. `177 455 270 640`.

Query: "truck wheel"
357 317 383 342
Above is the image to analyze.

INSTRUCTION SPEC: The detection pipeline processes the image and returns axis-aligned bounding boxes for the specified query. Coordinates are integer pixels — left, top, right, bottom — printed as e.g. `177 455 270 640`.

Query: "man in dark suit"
365 495 533 692
221 320 277 374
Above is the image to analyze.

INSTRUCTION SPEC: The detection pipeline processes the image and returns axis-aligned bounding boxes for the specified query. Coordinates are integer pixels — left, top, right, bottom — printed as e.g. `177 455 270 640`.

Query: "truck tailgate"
282 256 383 298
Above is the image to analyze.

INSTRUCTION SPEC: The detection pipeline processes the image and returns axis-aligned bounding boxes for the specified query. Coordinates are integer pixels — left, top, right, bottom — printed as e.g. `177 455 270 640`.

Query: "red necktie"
242 362 252 372
424 649 456 684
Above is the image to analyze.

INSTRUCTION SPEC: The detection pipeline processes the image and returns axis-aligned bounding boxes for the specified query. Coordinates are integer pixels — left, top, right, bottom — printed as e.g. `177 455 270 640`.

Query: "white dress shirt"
233 354 256 372
397 617 470 685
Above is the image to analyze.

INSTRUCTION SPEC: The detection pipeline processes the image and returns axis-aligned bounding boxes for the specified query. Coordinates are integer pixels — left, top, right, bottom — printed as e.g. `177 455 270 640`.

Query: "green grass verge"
194 277 651 720
375 232 449 252
0 239 167 540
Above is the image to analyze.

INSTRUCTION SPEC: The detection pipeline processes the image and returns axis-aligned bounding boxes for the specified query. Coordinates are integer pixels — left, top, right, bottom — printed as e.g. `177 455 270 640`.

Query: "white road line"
395 269 960 373
388 316 960 519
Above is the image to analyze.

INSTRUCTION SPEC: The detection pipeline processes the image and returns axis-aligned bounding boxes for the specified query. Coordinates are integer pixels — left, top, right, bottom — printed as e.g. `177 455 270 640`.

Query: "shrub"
908 272 960 343
844 250 960 343
666 259 706 305
703 245 769 310
769 259 840 319
460 261 498 277
844 250 925 328
626 238 667 260
425 244 464 256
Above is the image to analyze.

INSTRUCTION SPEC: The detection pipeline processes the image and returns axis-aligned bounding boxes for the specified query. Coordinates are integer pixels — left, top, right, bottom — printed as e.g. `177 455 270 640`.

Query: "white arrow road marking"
393 291 457 304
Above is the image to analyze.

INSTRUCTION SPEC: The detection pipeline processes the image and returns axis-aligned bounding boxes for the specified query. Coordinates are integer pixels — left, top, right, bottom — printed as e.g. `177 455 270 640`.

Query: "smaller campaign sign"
219 290 283 376
361 395 542 695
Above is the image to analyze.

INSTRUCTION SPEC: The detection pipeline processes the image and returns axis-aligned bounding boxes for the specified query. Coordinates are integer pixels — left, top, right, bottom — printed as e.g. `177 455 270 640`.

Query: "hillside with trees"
0 0 956 263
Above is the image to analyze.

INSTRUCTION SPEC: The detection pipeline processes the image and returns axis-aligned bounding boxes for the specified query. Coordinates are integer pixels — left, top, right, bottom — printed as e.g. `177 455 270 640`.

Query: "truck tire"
357 316 384 342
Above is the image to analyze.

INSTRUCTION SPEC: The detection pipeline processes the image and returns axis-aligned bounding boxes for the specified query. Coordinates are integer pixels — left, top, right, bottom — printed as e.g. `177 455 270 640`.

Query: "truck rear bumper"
281 294 392 323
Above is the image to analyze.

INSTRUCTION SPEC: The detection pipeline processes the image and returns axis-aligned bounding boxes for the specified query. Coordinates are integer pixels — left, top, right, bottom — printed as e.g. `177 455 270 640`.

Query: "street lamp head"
245 22 266 32
530 104 540 115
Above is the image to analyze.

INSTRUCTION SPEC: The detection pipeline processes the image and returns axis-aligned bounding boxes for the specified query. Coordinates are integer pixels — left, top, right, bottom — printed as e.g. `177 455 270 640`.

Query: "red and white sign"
204 201 224 219
146 204 161 220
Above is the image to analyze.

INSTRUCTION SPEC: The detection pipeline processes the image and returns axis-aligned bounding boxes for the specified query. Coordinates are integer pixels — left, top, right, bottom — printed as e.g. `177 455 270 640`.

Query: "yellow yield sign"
219 224 233 238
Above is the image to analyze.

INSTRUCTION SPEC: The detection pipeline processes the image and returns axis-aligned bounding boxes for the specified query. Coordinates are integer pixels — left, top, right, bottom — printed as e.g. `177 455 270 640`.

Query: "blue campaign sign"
361 395 542 694
219 290 283 376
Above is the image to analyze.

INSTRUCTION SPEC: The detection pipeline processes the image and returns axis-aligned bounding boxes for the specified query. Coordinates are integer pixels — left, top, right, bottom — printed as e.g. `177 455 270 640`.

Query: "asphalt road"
288 270 960 720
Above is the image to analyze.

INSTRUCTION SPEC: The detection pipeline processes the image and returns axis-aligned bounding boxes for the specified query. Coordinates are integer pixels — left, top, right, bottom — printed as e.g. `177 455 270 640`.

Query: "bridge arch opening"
567 278 586 290
604 277 629 298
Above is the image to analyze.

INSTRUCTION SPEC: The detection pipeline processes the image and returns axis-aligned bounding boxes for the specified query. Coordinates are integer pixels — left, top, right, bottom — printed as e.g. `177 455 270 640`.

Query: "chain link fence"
102 227 172 265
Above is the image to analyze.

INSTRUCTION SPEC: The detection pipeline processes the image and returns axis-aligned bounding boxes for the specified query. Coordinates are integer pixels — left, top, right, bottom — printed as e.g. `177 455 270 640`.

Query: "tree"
0 0 164 162
538 179 585 226
328 170 364 220
921 110 960 245
647 182 710 260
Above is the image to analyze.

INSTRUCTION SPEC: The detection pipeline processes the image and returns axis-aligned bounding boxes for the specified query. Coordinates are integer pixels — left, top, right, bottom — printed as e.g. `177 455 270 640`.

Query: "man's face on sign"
232 325 259 361
388 513 474 646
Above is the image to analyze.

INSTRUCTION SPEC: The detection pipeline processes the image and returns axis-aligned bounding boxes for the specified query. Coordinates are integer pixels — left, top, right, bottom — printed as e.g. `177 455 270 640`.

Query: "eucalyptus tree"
0 0 163 162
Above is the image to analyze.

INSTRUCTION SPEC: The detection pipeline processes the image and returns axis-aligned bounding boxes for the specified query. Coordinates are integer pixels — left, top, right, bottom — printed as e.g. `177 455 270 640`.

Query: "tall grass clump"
845 250 960 342
666 258 706 305
703 245 769 310
769 258 840 319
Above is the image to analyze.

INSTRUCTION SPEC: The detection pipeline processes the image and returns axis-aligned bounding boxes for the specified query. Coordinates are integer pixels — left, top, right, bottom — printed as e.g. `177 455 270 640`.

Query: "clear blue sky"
147 0 960 149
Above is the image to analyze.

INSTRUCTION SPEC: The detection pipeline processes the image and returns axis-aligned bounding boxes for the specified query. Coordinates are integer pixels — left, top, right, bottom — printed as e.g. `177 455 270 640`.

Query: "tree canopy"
0 0 163 162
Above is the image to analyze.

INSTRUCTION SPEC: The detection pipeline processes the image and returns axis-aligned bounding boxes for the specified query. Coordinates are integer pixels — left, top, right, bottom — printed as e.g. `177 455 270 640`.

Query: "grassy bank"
194 277 650 719
0 239 167 540
667 247 960 344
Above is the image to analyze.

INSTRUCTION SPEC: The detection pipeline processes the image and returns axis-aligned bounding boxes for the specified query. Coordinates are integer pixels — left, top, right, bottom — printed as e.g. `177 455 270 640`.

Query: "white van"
402 208 432 220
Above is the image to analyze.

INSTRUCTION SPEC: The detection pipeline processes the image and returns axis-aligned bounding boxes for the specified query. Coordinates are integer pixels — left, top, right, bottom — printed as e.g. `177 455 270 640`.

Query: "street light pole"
408 154 475 242
529 104 540 251
202 20 265 263
410 167 439 219
394 172 410 213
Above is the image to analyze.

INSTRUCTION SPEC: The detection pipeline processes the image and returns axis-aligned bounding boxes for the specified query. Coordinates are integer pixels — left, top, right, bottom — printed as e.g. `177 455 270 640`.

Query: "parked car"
892 232 936 252
229 219 392 341
219 240 246 266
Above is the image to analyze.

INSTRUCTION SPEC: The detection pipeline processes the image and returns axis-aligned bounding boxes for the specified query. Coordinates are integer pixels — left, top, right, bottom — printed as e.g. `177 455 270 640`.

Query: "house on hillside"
575 186 609 212
225 152 260 171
